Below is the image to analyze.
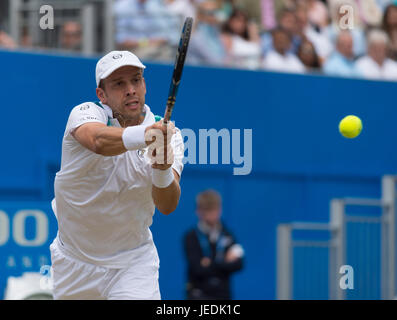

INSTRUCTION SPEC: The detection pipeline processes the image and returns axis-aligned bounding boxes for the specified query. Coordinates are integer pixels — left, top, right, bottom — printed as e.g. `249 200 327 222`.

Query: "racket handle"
163 96 176 125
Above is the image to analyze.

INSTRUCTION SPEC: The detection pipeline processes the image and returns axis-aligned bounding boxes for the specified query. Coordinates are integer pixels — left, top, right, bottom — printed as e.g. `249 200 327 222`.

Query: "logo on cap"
113 54 123 59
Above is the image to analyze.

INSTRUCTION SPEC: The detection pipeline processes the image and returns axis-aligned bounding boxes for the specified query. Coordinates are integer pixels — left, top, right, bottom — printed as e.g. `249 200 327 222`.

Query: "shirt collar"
99 102 155 126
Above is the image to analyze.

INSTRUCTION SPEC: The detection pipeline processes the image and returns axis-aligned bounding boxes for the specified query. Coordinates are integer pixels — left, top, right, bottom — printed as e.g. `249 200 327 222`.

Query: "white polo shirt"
52 101 184 268
355 55 397 81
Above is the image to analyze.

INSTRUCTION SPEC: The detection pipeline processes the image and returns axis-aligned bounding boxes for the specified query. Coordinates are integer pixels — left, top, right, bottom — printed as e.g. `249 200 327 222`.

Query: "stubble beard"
113 101 145 127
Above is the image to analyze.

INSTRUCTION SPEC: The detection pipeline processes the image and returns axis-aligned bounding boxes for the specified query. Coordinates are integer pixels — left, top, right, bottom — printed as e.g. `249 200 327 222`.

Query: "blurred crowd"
183 0 397 81
2 0 397 81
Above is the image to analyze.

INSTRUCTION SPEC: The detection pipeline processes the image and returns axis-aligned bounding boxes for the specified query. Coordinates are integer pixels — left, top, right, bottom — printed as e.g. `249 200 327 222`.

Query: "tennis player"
49 51 184 300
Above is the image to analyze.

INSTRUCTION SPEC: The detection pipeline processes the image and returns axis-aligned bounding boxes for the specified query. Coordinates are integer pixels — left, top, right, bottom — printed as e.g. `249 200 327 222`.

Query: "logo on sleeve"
80 104 90 111
137 149 146 158
113 54 123 59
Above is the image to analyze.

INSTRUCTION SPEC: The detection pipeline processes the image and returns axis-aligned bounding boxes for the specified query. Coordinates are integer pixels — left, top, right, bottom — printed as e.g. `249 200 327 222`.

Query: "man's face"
197 1 220 25
337 33 353 59
273 30 291 55
197 207 221 227
280 12 297 34
387 6 397 27
61 22 82 50
369 42 387 65
96 66 146 125
229 13 246 36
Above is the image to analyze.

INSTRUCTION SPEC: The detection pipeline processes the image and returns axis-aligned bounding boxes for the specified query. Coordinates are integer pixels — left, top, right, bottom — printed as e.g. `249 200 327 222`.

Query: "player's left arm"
152 170 181 215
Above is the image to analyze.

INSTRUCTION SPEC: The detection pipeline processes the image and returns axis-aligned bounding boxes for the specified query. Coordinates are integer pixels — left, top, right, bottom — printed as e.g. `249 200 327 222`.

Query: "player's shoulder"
66 101 108 127
68 101 107 121
71 101 104 113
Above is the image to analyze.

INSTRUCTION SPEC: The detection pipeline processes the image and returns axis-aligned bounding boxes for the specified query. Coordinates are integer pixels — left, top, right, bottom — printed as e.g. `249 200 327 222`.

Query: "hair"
278 8 296 21
382 4 397 35
367 28 389 47
336 29 352 44
271 27 292 41
196 189 222 210
222 9 250 40
297 39 321 68
98 79 106 91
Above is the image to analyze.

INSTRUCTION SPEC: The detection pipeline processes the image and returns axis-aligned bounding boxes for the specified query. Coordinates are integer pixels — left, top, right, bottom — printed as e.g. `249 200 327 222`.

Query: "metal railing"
8 0 184 59
9 0 114 54
277 175 397 300
277 222 332 300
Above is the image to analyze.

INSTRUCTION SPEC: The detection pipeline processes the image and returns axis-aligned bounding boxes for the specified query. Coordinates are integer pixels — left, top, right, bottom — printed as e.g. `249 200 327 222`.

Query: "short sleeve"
171 128 184 177
65 102 108 136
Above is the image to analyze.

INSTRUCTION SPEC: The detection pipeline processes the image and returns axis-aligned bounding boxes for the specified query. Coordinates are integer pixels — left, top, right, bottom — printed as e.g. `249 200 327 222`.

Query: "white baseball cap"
95 51 146 87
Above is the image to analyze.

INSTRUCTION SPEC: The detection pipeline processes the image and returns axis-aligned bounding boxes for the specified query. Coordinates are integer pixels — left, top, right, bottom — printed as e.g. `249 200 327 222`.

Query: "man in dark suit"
183 189 244 300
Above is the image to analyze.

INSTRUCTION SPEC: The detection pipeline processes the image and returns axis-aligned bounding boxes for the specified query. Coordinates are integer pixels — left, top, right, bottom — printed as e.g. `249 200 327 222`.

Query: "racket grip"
163 96 176 124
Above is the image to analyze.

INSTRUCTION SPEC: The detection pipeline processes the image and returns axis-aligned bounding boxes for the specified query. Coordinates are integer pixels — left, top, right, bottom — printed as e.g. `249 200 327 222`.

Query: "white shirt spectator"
164 0 196 20
228 35 262 69
305 25 334 61
114 0 179 45
355 55 397 80
263 50 306 74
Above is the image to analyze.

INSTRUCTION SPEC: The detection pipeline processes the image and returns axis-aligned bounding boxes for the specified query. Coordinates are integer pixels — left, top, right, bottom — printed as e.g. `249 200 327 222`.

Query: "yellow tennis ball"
339 115 362 139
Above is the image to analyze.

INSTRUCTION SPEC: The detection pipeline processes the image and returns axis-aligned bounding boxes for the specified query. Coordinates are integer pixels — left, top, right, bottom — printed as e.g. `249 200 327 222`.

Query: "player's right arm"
67 103 157 156
72 122 162 156
72 123 128 156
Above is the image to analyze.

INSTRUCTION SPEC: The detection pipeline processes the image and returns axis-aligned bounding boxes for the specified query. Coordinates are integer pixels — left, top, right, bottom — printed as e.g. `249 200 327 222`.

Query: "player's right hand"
144 120 176 168
144 120 175 146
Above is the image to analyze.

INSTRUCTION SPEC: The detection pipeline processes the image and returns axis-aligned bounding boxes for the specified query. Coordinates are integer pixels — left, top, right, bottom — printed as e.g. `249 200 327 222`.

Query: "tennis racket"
163 17 193 124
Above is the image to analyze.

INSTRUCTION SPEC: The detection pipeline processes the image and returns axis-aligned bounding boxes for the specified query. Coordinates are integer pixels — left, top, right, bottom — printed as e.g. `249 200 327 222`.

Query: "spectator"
215 0 235 24
323 30 361 77
113 0 179 61
326 0 367 58
221 9 261 69
21 26 32 48
355 0 383 27
235 0 262 26
187 0 227 66
297 39 322 73
0 30 17 49
60 21 82 52
307 0 330 29
295 3 333 63
261 9 301 56
383 3 397 60
355 29 397 80
164 0 196 20
183 189 244 300
262 27 305 74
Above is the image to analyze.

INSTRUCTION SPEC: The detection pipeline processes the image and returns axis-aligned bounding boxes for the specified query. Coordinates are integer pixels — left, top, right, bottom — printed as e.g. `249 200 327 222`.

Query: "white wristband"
122 125 147 151
152 168 174 188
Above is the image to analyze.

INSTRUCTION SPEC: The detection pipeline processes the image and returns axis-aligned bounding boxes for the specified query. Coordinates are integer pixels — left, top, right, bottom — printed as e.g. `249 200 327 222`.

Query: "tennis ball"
339 115 362 139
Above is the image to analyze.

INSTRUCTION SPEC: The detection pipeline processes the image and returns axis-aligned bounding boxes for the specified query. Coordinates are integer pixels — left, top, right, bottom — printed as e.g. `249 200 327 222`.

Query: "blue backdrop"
0 49 396 299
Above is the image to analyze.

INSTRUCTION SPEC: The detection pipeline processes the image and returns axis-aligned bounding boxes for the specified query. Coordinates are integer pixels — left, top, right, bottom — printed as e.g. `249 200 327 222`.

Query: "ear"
96 87 107 104
142 77 147 95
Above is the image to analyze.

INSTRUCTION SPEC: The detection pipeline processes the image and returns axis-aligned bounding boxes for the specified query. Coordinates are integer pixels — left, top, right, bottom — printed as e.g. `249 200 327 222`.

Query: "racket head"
172 17 193 84
163 17 193 123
